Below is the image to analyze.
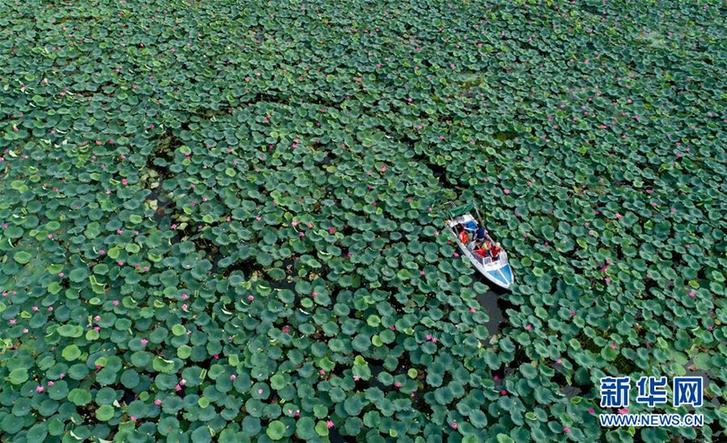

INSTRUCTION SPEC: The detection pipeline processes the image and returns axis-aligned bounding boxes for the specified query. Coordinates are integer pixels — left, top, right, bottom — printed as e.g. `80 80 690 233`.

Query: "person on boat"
476 226 488 242
475 245 489 258
490 242 502 259
458 228 469 244
481 240 492 257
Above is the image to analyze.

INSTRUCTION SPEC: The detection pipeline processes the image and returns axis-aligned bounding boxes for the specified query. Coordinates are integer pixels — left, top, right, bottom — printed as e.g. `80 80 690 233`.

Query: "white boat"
446 205 514 289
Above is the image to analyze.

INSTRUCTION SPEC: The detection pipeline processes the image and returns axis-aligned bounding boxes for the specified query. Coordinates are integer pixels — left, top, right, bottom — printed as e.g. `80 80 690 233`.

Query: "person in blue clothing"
476 226 490 243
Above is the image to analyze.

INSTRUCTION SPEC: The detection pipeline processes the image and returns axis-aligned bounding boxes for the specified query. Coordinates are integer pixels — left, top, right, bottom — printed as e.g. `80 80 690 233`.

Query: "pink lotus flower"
112 300 119 306
319 369 326 375
651 202 658 207
282 326 290 334
525 324 533 331
179 379 186 386
326 420 334 429
47 306 54 312
130 416 137 422
94 315 101 322
47 381 54 387
453 252 459 258
294 410 300 417
500 389 508 396
570 310 577 318
618 408 629 414
36 385 45 393
154 399 162 406
181 293 189 300
610 342 617 350
175 384 182 392
299 231 305 237
688 290 696 298
140 338 149 346
328 227 336 234
615 213 623 219
556 358 562 365
117 261 124 266
563 426 571 434
247 295 254 302
353 375 361 381
469 307 476 313
389 325 396 331
98 249 106 255
588 407 596 414
230 374 237 381
181 304 188 312
32 306 39 312
121 178 128 186
394 381 402 389
503 188 511 195
450 421 458 430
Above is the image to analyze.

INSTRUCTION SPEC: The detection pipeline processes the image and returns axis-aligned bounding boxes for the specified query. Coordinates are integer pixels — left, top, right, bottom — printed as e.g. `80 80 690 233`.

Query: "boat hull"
447 214 515 289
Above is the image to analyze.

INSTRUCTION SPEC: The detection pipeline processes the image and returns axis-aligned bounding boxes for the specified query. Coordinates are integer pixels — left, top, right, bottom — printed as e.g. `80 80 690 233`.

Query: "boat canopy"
448 202 474 218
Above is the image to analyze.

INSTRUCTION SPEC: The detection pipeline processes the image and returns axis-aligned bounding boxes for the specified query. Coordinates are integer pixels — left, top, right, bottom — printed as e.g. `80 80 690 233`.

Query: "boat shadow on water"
475 277 515 336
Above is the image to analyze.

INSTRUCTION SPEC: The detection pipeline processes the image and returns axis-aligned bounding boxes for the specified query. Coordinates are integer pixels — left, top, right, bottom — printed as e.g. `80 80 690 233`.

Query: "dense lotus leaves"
0 0 725 441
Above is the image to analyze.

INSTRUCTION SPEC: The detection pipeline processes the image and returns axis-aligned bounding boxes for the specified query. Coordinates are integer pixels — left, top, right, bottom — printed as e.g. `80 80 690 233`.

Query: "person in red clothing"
458 228 469 244
490 242 502 259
